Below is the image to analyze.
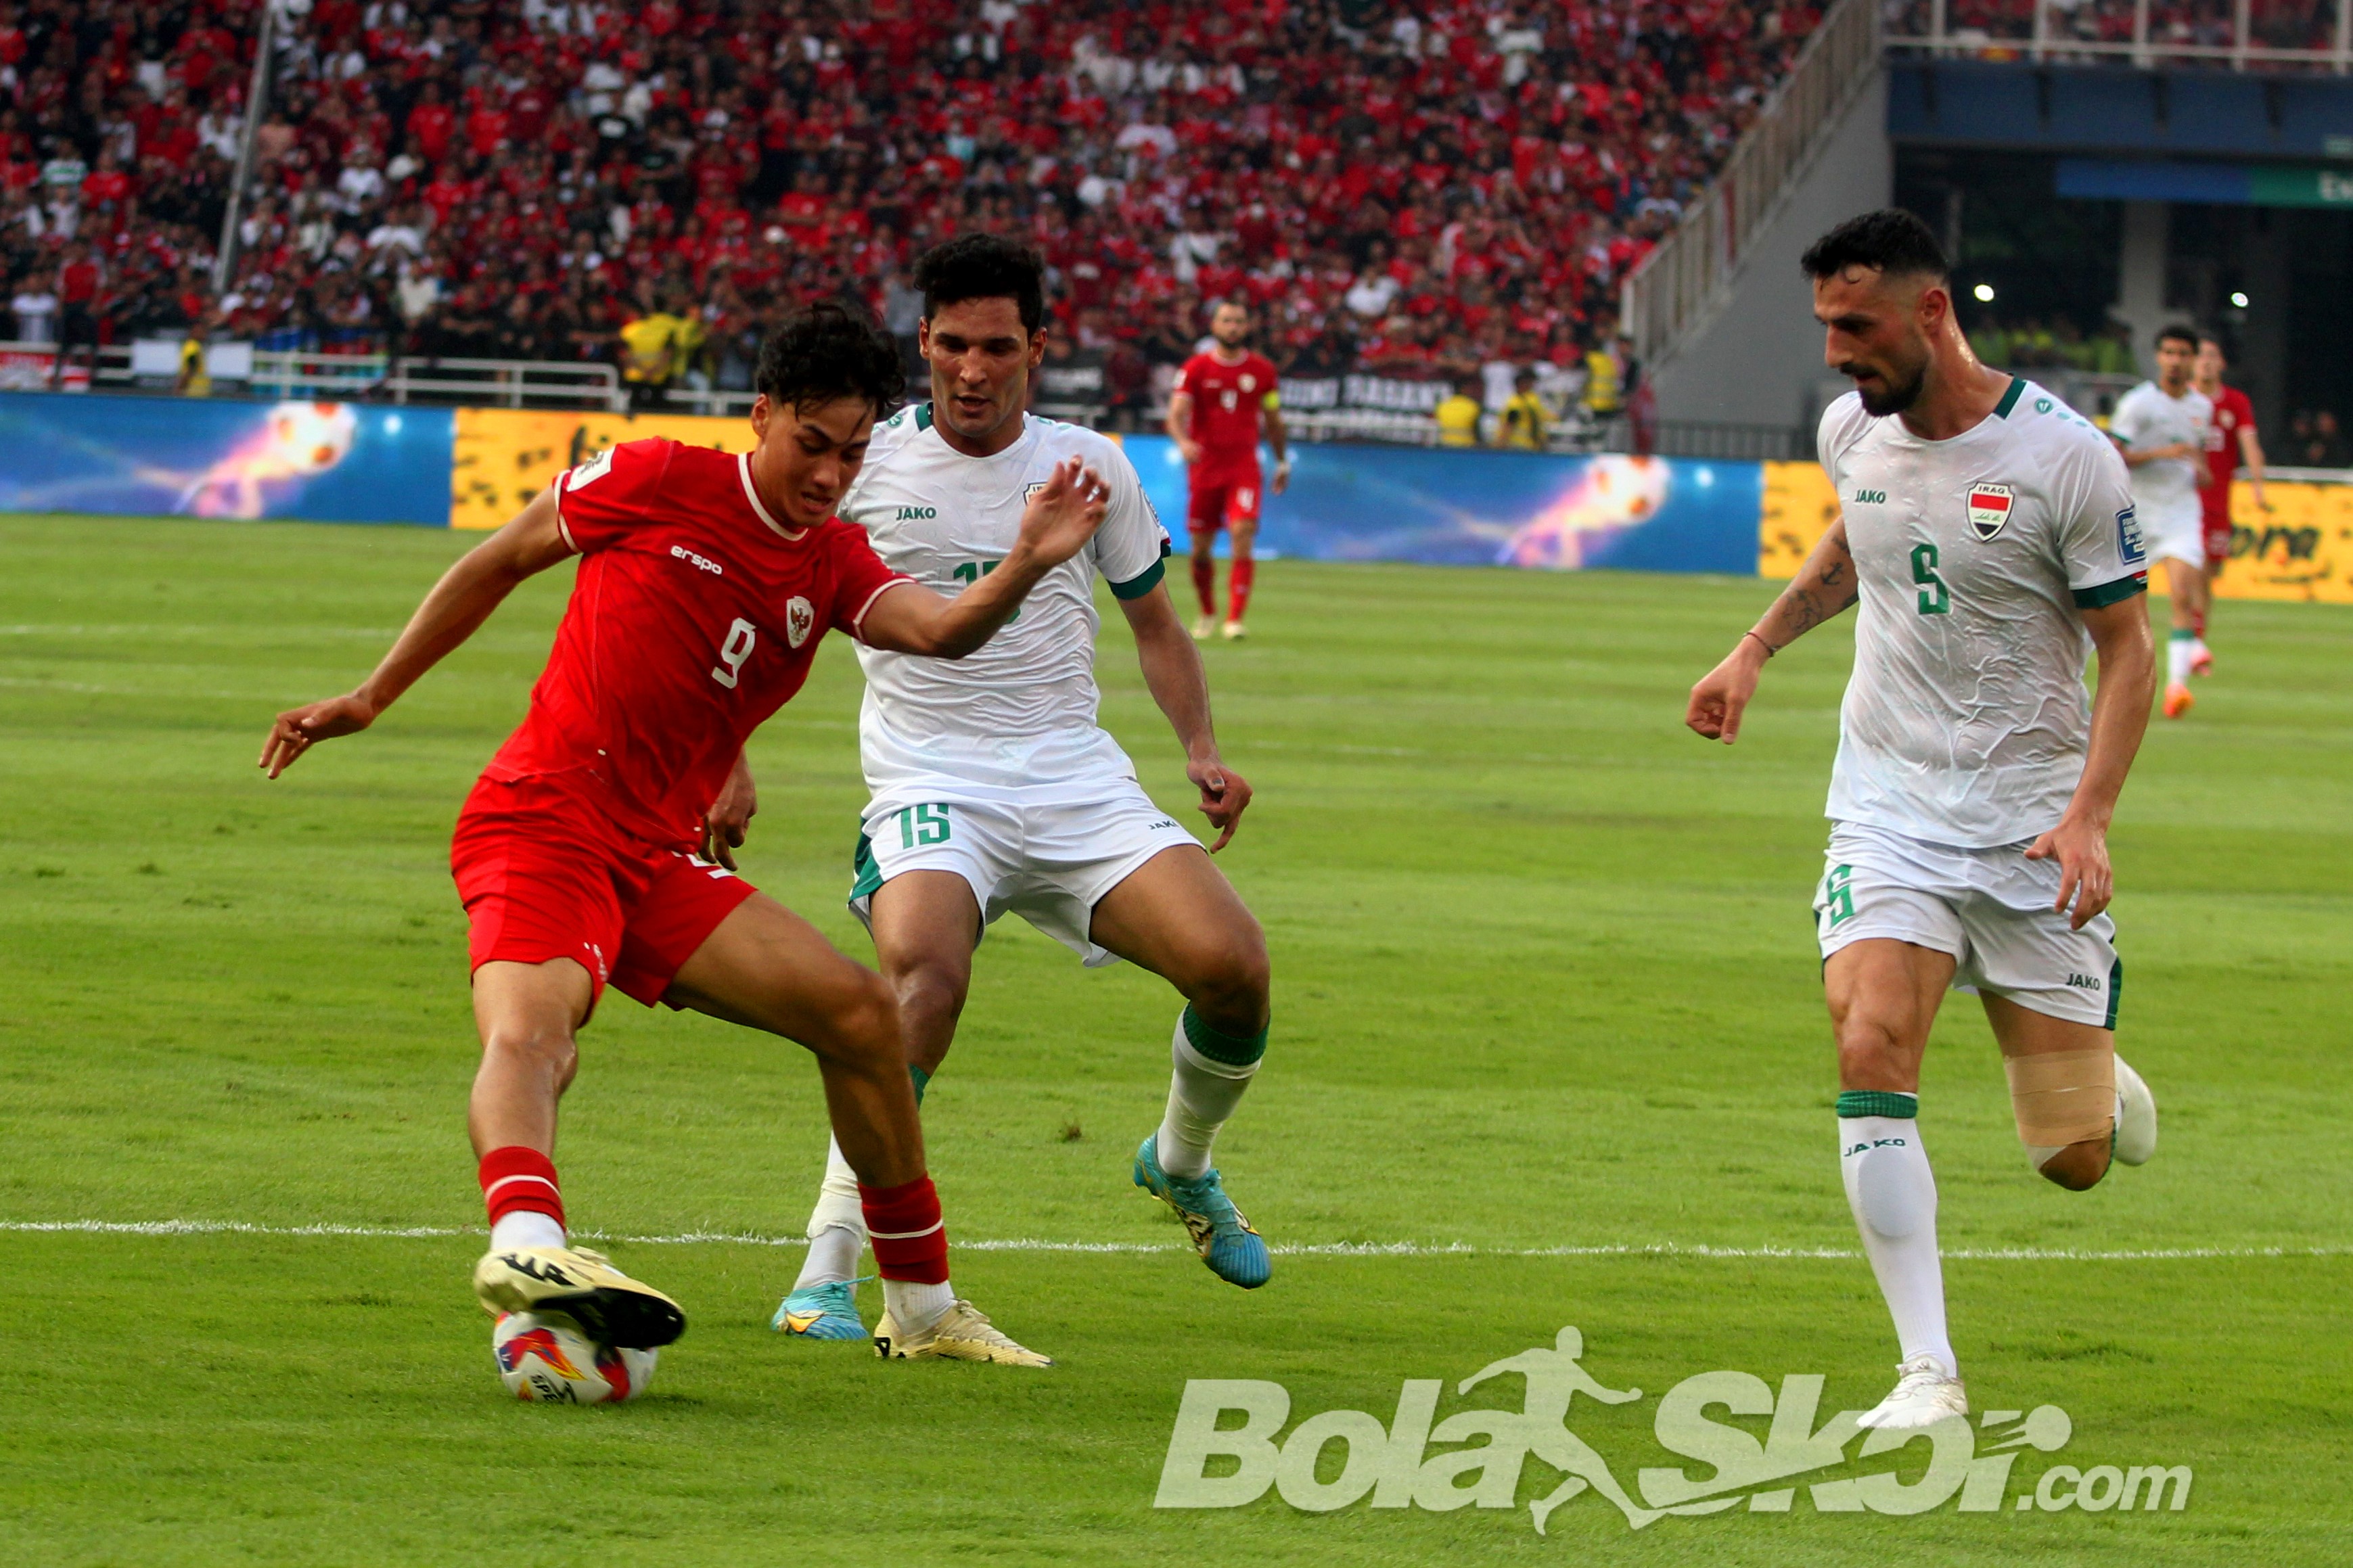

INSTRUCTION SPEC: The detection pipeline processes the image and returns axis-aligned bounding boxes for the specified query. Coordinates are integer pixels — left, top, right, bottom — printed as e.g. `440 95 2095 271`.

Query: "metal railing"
1886 0 2353 72
384 357 622 410
1621 0 1882 367
0 342 630 408
0 340 387 398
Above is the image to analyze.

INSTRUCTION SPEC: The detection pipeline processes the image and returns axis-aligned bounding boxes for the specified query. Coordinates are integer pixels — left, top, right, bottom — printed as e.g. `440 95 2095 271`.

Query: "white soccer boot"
1190 614 1215 641
1856 1354 1967 1430
2113 1056 2157 1166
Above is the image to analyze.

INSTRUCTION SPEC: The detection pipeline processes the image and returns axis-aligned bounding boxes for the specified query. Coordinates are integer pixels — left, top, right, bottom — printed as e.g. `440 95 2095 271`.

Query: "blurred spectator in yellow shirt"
1435 378 1484 447
1498 369 1551 451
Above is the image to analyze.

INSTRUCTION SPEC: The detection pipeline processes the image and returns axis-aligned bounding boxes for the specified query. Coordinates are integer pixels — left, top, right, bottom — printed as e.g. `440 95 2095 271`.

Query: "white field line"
0 1219 2344 1264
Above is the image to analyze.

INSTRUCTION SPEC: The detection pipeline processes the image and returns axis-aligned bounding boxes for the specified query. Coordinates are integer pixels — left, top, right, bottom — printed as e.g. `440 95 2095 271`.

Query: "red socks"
479 1145 564 1230
859 1175 949 1284
1228 558 1255 624
1191 553 1216 616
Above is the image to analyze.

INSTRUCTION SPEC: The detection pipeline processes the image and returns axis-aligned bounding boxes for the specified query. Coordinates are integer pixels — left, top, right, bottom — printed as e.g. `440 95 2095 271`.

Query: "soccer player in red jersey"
1167 300 1289 641
2191 333 2268 676
258 306 1110 1372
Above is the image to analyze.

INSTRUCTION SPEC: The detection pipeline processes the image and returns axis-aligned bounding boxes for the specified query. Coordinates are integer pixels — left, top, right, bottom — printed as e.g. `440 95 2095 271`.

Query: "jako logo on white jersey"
669 546 723 575
896 506 938 520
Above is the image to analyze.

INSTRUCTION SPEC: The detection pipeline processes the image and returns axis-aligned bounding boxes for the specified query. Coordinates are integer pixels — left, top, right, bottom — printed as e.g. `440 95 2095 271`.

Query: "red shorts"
451 772 756 1011
1187 462 1262 536
2201 502 2235 566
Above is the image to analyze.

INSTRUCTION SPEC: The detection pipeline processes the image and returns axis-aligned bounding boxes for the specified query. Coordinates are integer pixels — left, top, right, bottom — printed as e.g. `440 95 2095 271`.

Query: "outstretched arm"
1119 583 1252 852
259 486 573 777
2024 594 2153 929
2239 420 2268 510
701 747 758 869
1684 518 1858 745
1165 390 1202 465
859 457 1111 658
1264 404 1289 494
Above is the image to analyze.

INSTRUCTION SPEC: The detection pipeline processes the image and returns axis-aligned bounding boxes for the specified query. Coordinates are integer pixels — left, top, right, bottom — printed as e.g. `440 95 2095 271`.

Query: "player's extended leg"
781 871 980 1338
669 891 1047 1364
1091 846 1275 1288
1223 507 1258 640
1189 520 1220 641
2161 557 2204 716
1981 994 2154 1186
1825 937 1967 1430
469 957 688 1351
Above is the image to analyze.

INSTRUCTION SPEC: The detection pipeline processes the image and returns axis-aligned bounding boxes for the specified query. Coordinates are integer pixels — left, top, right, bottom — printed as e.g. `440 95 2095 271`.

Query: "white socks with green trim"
1156 1012 1261 1180
1837 1092 1957 1380
2167 630 2195 687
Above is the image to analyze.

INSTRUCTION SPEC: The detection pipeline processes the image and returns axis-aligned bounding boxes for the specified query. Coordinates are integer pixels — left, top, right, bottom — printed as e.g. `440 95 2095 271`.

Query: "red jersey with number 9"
484 438 907 850
1174 350 1280 474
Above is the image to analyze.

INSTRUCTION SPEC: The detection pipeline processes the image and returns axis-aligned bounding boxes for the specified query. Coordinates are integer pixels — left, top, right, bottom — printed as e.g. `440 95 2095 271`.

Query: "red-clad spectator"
405 83 455 167
463 93 510 160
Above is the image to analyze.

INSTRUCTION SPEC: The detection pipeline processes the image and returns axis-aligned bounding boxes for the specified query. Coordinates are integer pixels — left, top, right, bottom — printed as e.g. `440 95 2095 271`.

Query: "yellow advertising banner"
451 408 750 530
2209 480 2353 602
1759 461 2353 603
1759 460 1842 580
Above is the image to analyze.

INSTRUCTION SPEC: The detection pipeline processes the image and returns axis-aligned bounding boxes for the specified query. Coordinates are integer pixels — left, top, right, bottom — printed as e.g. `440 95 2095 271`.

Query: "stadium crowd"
1 0 1819 410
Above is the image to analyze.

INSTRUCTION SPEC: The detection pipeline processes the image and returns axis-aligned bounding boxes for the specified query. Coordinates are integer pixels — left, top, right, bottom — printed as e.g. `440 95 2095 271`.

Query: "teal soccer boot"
1133 1135 1271 1290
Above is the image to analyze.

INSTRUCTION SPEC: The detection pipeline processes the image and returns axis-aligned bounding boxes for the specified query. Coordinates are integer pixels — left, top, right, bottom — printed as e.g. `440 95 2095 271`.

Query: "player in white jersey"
1687 211 2161 1431
733 237 1273 1343
2107 326 2214 718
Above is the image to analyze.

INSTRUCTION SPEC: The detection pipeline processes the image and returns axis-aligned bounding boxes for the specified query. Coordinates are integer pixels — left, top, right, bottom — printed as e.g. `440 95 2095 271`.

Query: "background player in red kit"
258 306 1109 1373
1167 300 1289 641
2191 333 2268 675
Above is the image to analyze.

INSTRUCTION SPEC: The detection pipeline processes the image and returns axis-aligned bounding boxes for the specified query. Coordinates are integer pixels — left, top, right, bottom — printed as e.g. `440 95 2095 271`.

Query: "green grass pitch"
0 512 2347 1565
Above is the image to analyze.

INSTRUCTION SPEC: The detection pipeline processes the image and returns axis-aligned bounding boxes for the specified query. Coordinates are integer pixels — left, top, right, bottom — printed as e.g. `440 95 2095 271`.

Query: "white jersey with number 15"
836 406 1173 803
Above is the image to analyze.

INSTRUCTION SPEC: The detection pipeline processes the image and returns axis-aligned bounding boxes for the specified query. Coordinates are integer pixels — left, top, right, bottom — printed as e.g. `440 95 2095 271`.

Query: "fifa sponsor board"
1758 461 2353 603
0 391 451 525
1125 434 1763 574
451 407 749 530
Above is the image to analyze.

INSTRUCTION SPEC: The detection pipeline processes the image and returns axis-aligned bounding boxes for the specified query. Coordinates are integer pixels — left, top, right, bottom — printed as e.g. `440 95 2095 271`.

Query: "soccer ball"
492 1311 657 1404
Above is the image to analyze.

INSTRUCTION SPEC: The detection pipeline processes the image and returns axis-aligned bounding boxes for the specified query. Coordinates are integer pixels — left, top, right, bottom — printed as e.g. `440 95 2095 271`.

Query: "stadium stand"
0 0 1825 435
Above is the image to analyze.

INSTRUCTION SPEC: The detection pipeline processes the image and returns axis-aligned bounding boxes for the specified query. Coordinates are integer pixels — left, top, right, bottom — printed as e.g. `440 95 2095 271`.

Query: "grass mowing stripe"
4 1220 2344 1263
3 516 2346 1564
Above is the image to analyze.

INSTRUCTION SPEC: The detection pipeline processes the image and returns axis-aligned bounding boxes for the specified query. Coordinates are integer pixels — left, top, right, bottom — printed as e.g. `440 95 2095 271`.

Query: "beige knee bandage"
2005 1048 2116 1157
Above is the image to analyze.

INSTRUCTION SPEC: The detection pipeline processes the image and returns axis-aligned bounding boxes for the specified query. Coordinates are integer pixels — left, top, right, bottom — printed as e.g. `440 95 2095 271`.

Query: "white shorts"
1813 821 2121 1029
2142 505 2206 568
849 781 1200 967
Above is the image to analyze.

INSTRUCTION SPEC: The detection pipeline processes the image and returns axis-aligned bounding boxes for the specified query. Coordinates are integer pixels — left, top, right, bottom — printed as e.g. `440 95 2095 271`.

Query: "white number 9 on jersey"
710 618 756 689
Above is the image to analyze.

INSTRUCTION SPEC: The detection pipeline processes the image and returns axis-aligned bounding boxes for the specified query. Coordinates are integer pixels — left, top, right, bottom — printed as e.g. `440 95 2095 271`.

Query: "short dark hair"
2155 323 2199 351
915 233 1046 334
1800 208 1949 284
755 301 904 416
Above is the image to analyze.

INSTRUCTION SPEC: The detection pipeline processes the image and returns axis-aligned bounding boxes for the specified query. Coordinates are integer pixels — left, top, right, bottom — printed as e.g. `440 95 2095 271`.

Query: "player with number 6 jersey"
258 304 1114 1379
1687 211 2161 1436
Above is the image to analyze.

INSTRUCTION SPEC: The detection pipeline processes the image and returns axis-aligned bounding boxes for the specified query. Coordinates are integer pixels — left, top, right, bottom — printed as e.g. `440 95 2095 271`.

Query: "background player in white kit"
2107 326 2214 719
735 237 1274 1343
1687 211 2162 1431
